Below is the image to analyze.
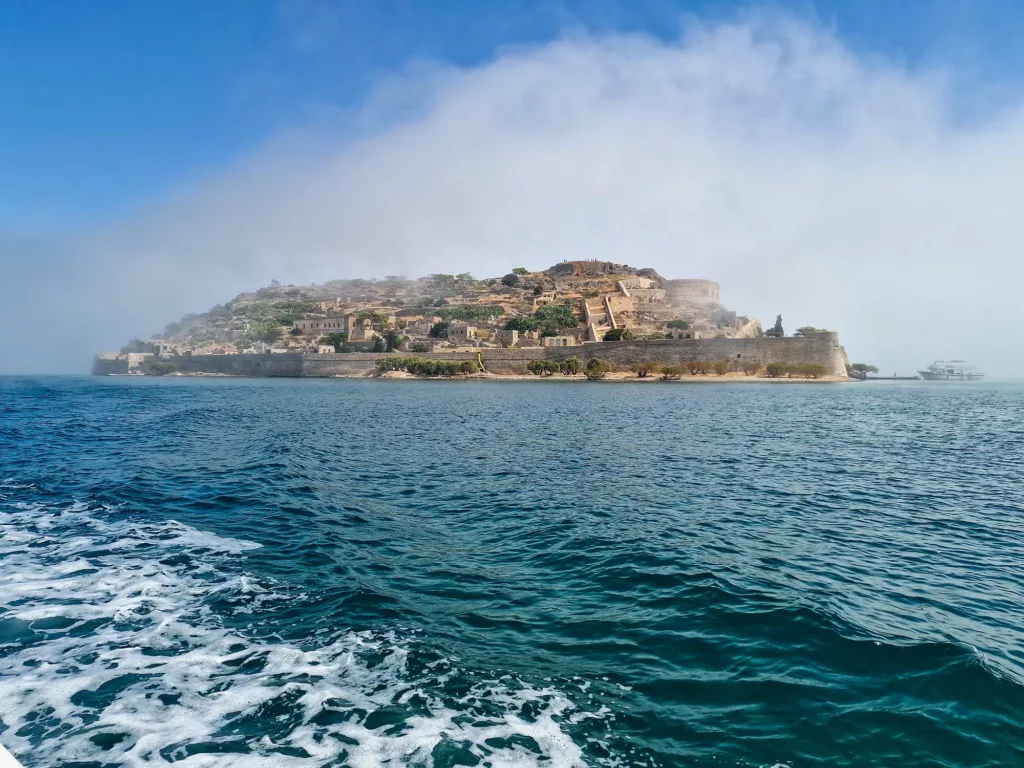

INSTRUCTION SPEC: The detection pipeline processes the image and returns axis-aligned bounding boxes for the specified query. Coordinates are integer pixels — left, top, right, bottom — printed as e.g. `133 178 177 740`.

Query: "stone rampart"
94 338 848 378
145 353 304 377
545 338 848 376
92 357 130 375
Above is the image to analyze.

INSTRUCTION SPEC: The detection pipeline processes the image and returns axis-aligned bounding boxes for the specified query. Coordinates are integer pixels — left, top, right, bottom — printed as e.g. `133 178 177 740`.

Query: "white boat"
917 360 984 381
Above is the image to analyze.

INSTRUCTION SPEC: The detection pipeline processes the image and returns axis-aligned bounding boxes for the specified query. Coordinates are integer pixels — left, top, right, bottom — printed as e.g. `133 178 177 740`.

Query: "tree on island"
501 273 521 287
504 303 578 334
560 357 581 375
429 322 450 338
848 363 879 380
666 319 690 330
631 362 659 378
384 331 405 352
603 328 637 341
534 303 577 330
504 316 540 333
584 359 610 380
322 332 348 351
371 336 386 353
246 322 282 345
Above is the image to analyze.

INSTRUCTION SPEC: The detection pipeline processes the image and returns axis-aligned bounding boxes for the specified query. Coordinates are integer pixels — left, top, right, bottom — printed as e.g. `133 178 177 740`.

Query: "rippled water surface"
2 376 1023 768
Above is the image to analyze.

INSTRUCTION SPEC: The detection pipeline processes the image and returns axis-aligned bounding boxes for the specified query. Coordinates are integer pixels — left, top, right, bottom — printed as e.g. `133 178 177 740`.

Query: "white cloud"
4 14 1023 375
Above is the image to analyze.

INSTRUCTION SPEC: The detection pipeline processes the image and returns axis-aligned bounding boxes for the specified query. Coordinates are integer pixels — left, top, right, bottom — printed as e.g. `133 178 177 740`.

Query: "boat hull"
918 371 984 381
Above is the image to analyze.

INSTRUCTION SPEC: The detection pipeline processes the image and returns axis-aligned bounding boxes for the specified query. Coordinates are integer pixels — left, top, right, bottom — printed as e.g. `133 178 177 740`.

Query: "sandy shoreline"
374 371 852 383
116 371 852 383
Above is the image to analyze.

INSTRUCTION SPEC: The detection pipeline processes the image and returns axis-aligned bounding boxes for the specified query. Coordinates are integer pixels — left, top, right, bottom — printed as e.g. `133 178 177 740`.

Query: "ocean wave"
0 498 629 767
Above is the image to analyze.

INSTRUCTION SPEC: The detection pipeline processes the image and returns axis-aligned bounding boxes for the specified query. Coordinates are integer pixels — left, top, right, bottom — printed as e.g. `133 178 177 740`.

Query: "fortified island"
93 261 851 379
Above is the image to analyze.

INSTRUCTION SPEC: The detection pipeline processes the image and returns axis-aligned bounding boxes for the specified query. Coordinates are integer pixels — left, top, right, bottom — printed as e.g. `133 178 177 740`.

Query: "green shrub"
376 357 477 377
712 360 730 376
660 365 684 380
560 357 581 375
384 331 405 352
666 319 690 330
146 362 179 376
245 321 283 345
322 332 349 351
527 359 559 376
437 305 505 322
603 328 637 341
805 364 826 379
534 303 577 330
764 362 825 378
631 361 660 378
585 359 610 380
504 316 540 333
790 363 827 378
429 321 450 338
741 361 761 376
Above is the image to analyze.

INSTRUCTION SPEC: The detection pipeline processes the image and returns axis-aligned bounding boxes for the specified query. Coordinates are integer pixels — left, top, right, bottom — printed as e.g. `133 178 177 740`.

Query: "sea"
1 376 1023 768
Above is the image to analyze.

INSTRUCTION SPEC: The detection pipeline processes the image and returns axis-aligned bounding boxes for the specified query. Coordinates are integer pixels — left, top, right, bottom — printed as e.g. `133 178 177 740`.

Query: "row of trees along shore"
146 357 829 379
374 356 829 379
530 360 830 379
376 357 479 376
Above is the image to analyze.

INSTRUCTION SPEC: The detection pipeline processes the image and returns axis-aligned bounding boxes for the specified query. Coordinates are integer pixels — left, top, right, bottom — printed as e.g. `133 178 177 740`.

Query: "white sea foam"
0 498 622 767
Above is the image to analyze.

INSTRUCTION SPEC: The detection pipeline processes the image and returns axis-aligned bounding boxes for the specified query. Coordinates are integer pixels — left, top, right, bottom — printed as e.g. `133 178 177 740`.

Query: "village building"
292 318 346 335
541 335 578 347
494 329 519 348
447 323 477 342
532 291 557 307
347 318 376 341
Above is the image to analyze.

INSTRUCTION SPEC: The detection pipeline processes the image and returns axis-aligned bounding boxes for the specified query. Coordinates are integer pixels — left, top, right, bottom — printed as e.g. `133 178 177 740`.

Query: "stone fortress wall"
95 336 848 378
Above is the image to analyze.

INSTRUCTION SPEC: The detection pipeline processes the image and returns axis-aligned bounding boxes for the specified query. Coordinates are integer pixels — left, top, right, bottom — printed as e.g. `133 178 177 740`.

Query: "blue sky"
3 0 1023 234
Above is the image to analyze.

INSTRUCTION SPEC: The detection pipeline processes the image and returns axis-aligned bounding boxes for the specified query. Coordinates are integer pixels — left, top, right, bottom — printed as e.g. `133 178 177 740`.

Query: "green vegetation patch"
376 357 478 377
437 305 506 322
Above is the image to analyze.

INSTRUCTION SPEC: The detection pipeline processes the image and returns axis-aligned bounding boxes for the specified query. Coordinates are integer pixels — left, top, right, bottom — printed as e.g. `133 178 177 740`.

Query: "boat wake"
0 490 630 767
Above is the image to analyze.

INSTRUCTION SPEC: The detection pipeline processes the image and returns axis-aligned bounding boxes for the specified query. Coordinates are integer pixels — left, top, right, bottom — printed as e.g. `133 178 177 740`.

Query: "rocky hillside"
124 261 759 355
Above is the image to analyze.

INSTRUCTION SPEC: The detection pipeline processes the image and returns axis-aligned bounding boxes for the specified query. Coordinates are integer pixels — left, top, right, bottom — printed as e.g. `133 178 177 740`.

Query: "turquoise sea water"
1 376 1023 767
